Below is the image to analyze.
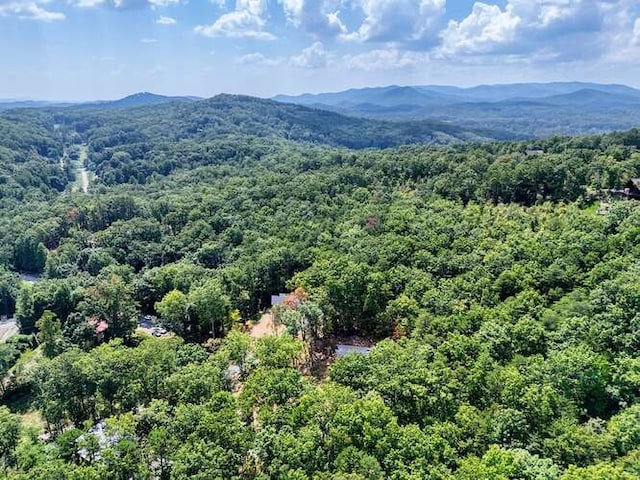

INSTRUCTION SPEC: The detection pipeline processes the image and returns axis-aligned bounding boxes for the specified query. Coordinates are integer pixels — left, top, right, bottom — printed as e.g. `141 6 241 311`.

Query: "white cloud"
598 4 640 63
70 0 180 8
634 18 640 44
194 0 275 40
346 48 427 70
439 2 519 56
438 0 615 60
279 0 346 37
156 15 176 24
344 0 446 45
289 41 330 68
235 0 266 14
235 42 333 69
71 0 105 6
148 0 180 6
0 1 65 21
280 0 302 18
195 11 275 39
235 52 284 66
141 37 158 43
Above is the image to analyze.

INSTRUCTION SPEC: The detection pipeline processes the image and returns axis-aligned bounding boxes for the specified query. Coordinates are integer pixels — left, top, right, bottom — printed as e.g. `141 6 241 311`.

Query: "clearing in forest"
249 312 285 339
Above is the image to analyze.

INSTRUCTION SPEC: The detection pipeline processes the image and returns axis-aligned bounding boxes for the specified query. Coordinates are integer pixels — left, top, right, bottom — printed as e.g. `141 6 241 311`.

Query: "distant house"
335 344 372 358
270 293 288 307
77 421 128 462
611 178 640 200
88 318 108 342
525 149 545 156
95 321 109 334
625 178 640 199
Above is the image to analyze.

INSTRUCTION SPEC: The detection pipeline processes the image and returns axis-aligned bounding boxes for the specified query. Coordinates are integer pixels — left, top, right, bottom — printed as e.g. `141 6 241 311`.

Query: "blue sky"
1 0 640 100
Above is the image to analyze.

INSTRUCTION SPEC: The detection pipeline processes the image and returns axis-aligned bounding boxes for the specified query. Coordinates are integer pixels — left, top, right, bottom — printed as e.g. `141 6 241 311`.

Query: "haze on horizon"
2 0 640 101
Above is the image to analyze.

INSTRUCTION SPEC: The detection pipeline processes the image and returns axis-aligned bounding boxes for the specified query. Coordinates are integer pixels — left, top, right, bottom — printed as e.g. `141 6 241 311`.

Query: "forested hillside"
0 110 70 203
0 99 640 479
51 94 508 149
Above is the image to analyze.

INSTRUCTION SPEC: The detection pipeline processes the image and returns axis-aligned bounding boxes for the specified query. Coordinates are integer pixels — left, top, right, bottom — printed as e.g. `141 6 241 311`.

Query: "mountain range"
0 92 201 112
2 82 640 139
83 92 202 109
274 82 640 107
273 82 640 137
47 94 507 149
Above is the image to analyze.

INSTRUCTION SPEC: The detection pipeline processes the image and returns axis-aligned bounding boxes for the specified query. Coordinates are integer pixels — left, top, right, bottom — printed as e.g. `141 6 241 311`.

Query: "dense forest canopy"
0 96 639 479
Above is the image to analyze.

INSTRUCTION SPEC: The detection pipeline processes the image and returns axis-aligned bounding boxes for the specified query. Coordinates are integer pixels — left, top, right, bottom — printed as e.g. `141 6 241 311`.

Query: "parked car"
150 326 167 337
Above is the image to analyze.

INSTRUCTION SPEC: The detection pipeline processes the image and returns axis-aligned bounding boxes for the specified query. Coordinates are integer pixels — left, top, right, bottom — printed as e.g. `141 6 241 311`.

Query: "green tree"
15 282 36 334
542 418 613 468
188 279 230 339
13 233 47 273
455 445 560 480
0 406 21 471
36 310 65 358
0 343 18 396
560 463 636 480
217 330 252 376
34 349 97 430
146 427 176 480
0 268 19 316
608 405 640 455
255 334 303 369
81 274 138 341
155 289 188 336
276 299 328 367
240 367 305 418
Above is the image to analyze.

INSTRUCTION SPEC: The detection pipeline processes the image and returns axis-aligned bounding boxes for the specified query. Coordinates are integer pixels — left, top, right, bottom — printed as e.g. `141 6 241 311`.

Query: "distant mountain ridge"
3 82 640 138
0 92 202 112
274 82 640 137
46 93 512 151
536 88 640 106
274 82 640 107
0 100 73 112
82 92 202 109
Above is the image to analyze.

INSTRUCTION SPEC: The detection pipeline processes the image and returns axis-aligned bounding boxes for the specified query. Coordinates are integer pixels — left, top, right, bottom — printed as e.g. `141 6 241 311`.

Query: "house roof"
270 293 288 306
95 321 108 334
88 318 109 334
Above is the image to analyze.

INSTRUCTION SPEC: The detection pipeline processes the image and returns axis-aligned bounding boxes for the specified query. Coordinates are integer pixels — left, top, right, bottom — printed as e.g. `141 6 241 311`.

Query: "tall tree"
188 279 230 339
80 274 138 341
155 289 188 336
36 310 64 358
15 282 36 334
0 406 21 471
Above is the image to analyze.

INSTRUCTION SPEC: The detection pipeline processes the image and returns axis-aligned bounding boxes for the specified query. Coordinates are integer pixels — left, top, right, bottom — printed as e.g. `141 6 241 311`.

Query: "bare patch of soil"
249 312 285 339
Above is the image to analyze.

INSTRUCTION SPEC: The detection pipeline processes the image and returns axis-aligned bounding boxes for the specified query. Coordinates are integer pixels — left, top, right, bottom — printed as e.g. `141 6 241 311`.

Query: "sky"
2 0 640 100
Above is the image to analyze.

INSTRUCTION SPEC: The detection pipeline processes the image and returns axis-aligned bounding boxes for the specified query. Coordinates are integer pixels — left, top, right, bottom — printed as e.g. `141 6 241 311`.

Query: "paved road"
78 168 89 193
77 145 89 193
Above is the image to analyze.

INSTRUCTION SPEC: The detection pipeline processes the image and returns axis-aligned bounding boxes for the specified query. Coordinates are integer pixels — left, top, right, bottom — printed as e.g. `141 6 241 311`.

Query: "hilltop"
51 93 510 150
